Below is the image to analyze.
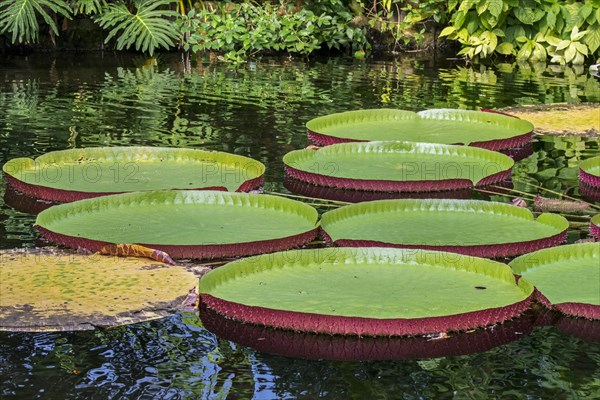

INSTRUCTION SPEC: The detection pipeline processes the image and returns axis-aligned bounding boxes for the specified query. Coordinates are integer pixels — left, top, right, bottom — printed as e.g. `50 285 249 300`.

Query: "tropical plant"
95 0 180 56
362 0 450 50
439 0 600 64
179 1 366 62
0 0 71 43
72 0 107 15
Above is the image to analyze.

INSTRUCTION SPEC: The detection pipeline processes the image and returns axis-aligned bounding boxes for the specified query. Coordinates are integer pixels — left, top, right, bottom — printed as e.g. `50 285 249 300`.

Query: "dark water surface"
1 53 599 399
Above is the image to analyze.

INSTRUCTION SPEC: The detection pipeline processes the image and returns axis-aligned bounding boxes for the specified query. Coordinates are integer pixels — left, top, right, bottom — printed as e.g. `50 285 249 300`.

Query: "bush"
439 0 600 65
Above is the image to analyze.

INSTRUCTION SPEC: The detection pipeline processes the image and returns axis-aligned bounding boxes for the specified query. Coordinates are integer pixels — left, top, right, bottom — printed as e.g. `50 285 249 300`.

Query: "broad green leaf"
545 35 562 46
200 248 533 323
574 42 588 55
439 26 456 37
584 23 600 53
496 42 514 54
571 25 587 41
476 0 488 15
546 10 557 29
284 141 514 187
510 243 599 308
565 43 577 62
487 0 503 18
517 41 533 60
35 191 319 256
305 108 533 145
514 7 545 25
2 147 266 198
556 39 570 51
321 199 568 250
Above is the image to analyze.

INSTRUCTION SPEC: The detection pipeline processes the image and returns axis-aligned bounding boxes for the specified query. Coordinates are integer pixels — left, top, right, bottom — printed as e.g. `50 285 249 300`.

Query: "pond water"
1 53 599 399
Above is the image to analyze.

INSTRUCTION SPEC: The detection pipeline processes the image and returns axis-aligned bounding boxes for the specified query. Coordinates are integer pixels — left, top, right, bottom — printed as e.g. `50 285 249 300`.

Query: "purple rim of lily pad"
580 183 600 203
199 303 536 361
35 225 319 260
283 176 473 203
307 130 533 152
3 185 56 215
200 292 534 337
4 173 264 203
284 165 512 193
535 289 600 320
580 169 600 189
320 230 568 259
553 314 600 342
591 220 600 239
505 143 534 162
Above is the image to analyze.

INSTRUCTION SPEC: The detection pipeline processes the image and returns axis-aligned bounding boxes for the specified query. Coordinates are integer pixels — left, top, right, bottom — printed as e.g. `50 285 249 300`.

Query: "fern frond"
0 0 71 44
95 0 180 56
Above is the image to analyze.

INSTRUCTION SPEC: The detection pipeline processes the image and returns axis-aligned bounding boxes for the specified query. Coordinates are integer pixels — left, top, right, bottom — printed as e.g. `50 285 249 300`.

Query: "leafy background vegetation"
1 0 599 64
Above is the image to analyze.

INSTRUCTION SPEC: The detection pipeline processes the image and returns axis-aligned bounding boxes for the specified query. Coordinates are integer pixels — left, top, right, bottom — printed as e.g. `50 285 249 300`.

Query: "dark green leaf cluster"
440 0 600 64
0 0 71 43
178 1 366 62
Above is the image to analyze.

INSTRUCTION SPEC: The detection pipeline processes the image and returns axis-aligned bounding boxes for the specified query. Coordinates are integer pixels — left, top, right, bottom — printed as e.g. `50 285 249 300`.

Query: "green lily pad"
510 243 600 319
580 156 600 177
284 141 514 192
200 247 534 336
2 147 265 201
320 199 568 258
35 190 319 259
0 248 199 332
307 109 533 148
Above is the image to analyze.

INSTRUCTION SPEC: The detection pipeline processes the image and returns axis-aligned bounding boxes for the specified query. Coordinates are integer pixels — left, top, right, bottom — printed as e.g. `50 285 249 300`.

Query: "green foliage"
95 0 181 56
0 0 71 43
179 1 366 62
364 0 450 49
72 0 107 15
440 0 600 64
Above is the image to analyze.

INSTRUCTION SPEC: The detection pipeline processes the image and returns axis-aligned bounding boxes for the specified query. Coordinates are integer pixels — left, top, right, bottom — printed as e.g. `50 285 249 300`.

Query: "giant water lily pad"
200 247 534 336
321 199 569 258
284 142 514 193
306 109 533 150
2 147 265 202
35 190 319 259
580 156 600 189
0 248 198 331
510 243 600 320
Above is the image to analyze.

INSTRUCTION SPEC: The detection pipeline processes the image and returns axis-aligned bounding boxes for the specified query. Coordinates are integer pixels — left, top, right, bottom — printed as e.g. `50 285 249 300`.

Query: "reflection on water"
1 53 599 399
